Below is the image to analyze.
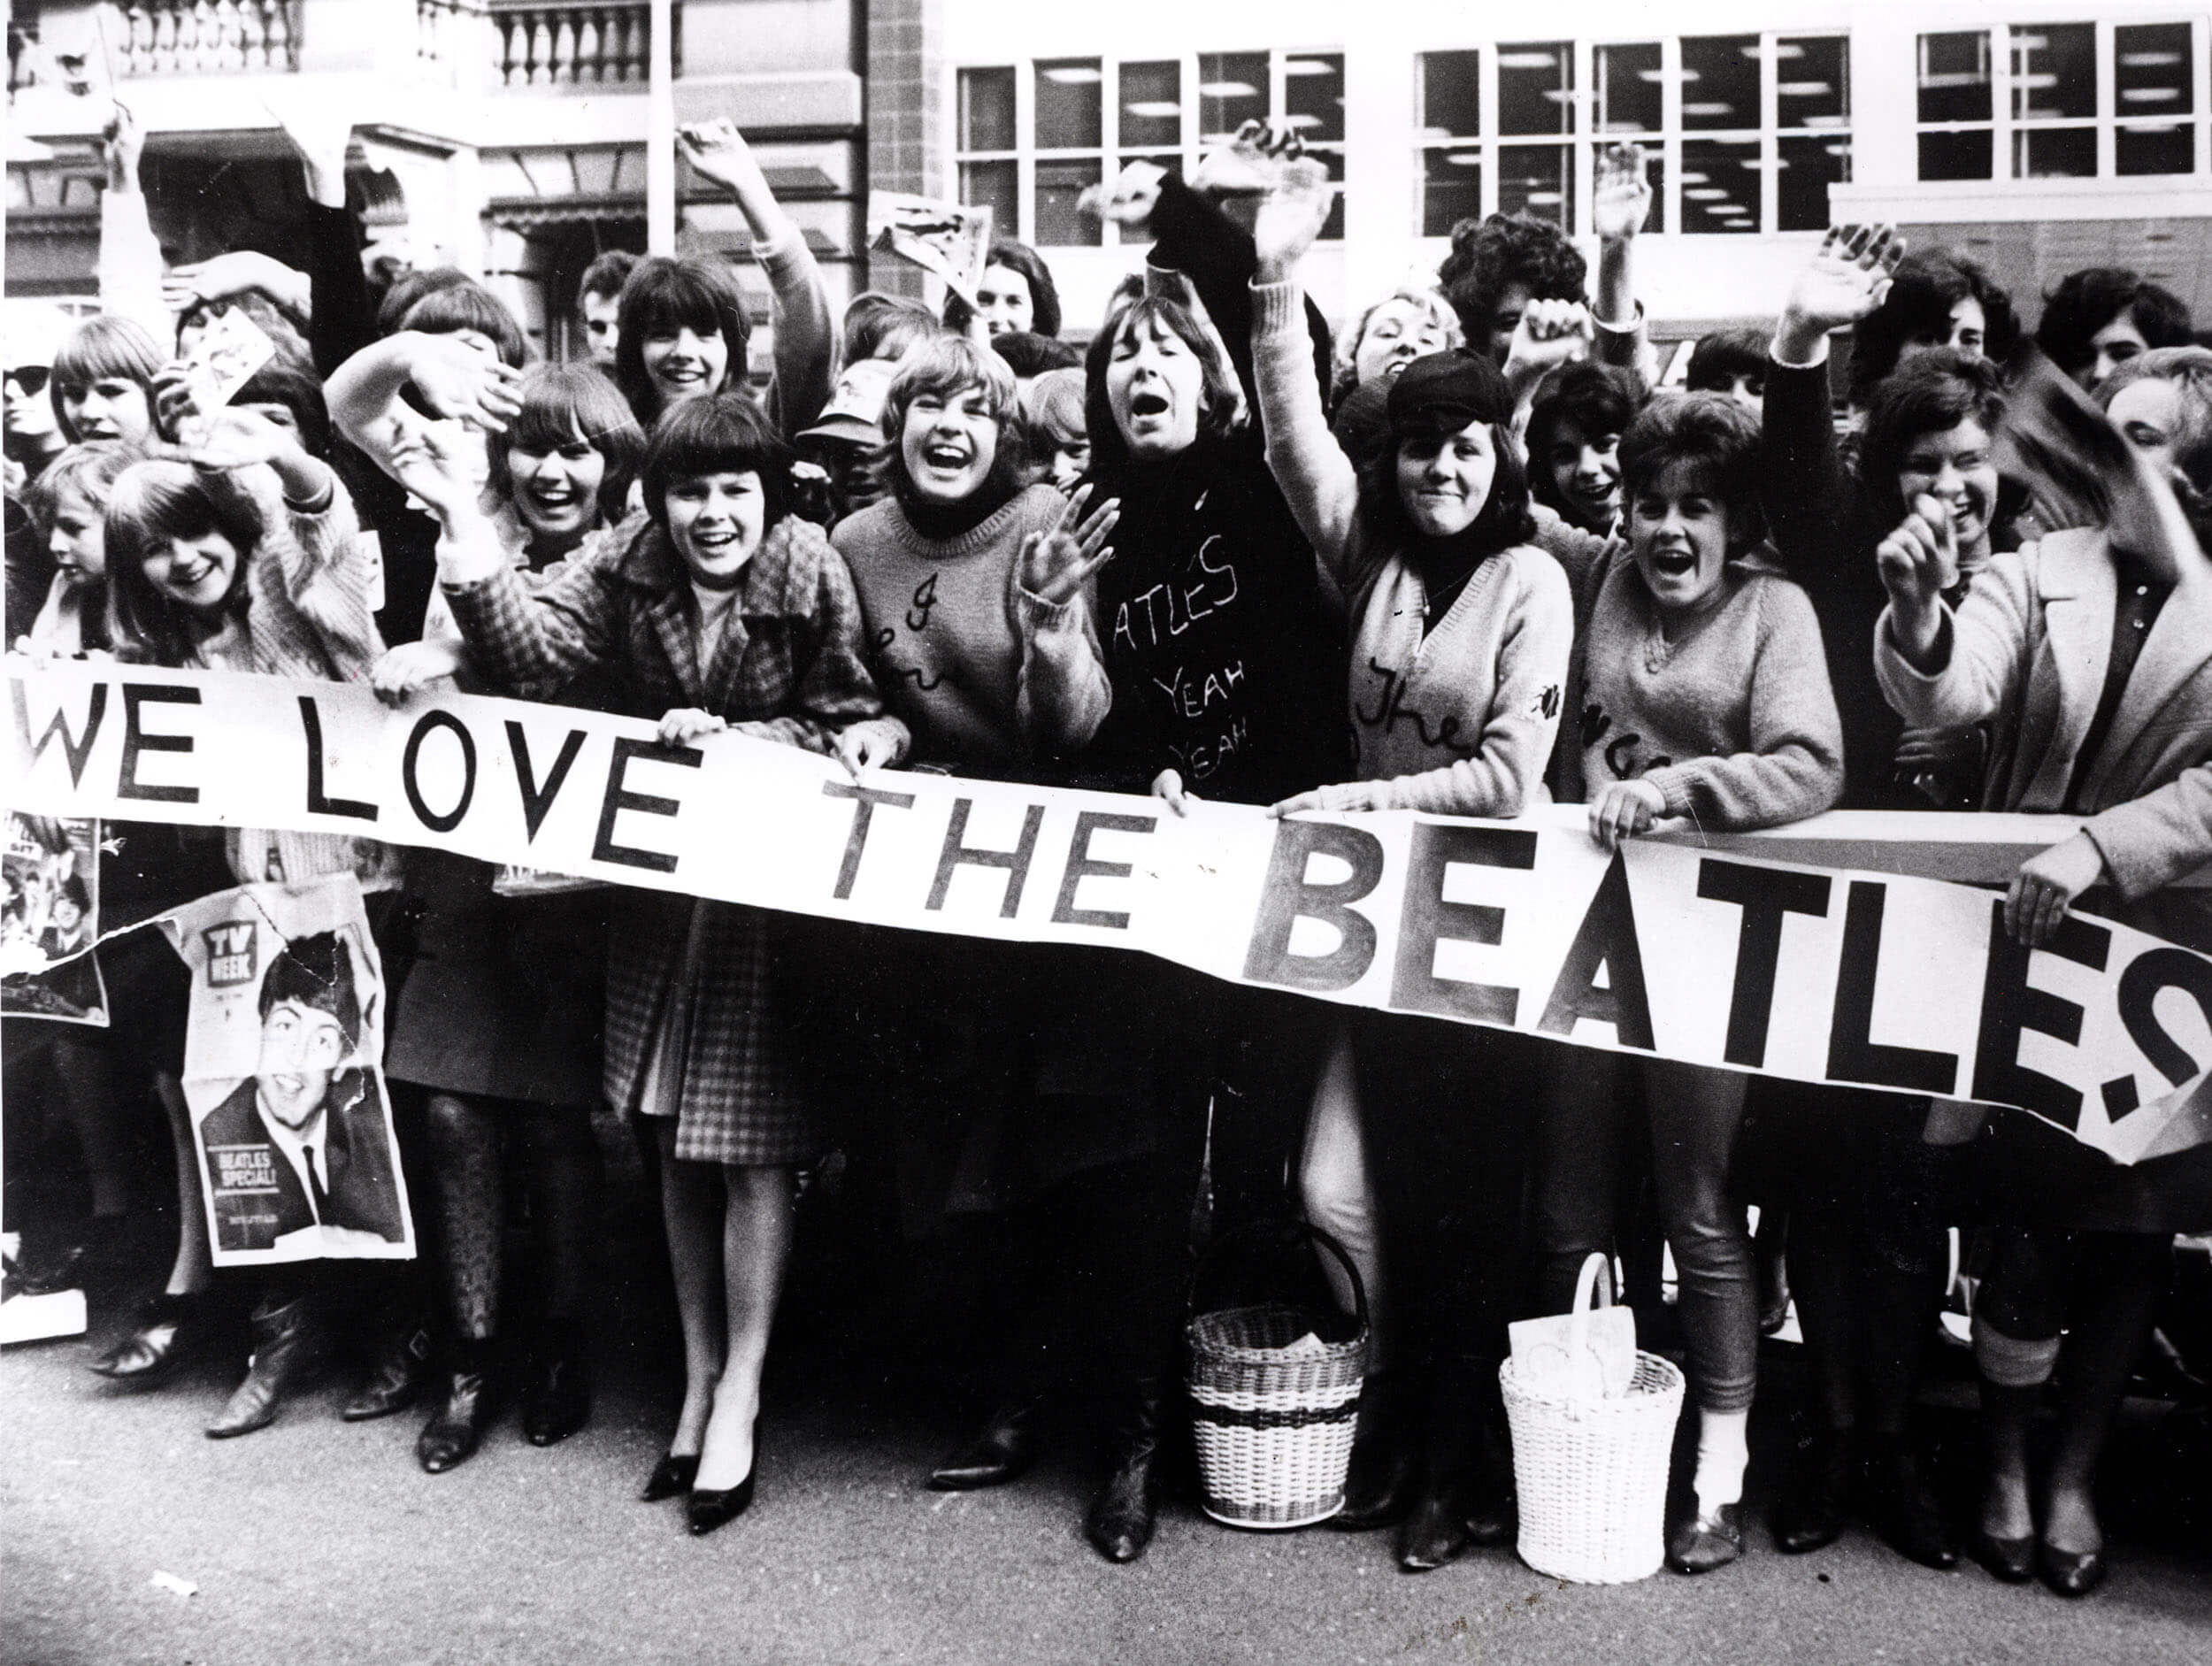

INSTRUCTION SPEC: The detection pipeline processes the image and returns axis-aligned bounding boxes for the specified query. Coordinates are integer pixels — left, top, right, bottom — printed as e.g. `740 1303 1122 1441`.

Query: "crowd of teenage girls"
4 102 2208 1593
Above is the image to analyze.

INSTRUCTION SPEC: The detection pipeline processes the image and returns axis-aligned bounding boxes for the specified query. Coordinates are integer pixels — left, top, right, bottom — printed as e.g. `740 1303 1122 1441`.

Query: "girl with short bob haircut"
482 360 648 531
51 314 164 446
398 280 533 370
1018 367 1089 494
368 358 648 1476
614 256 754 426
425 388 906 1536
2036 266 2193 389
609 120 835 436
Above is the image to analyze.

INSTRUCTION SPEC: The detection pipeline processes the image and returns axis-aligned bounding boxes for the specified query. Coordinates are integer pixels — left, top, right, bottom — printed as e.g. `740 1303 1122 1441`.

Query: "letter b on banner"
1242 820 1385 992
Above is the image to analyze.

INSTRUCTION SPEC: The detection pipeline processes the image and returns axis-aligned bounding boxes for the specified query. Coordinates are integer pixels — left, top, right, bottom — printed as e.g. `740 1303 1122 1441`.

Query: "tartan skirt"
606 889 816 1168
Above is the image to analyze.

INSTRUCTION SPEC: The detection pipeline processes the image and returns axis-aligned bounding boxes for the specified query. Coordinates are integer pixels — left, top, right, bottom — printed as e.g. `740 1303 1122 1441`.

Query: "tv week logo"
204 922 257 988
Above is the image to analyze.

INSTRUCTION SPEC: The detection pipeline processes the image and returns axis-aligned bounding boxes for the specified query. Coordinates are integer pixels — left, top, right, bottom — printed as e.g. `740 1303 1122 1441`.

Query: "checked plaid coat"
445 514 908 1164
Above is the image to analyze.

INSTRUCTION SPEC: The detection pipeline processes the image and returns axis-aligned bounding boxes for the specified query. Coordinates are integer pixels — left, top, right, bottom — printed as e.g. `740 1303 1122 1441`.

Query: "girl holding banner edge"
1245 159 1574 1572
1873 352 2212 1596
412 389 906 1535
98 396 411 1439
1526 377 1847 1573
352 361 647 1474
1052 125 1342 1566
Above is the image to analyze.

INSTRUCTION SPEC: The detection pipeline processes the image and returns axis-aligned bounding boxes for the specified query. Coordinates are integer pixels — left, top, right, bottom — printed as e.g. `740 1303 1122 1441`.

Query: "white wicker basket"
1499 1255 1685 1584
1187 1224 1368 1531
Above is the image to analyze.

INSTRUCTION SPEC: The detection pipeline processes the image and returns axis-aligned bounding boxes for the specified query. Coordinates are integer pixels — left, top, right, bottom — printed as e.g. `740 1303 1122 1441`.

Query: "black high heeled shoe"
2038 1540 2108 1598
1967 1527 2037 1584
686 1470 757 1536
687 1419 760 1536
641 1452 700 1502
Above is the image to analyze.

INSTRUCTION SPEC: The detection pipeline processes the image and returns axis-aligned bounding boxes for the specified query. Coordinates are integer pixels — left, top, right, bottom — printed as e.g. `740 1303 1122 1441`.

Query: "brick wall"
864 0 942 299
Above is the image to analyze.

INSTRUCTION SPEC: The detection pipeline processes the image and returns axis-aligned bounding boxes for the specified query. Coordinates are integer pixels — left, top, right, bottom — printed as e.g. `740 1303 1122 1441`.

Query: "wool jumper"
1574 548 1845 830
1250 279 1572 814
833 483 1110 774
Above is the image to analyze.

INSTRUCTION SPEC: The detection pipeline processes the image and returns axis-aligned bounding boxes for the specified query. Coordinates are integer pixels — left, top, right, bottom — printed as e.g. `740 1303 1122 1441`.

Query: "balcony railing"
491 1 665 87
114 2 302 75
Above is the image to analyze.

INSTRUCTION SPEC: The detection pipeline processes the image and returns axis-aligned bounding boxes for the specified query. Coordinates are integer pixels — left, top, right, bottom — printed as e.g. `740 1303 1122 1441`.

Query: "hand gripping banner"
10 662 2212 1169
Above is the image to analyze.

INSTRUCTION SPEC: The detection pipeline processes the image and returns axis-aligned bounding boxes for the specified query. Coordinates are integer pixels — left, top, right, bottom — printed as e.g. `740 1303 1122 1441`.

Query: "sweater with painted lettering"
1250 279 1573 815
1570 542 1845 830
832 484 1111 777
1080 176 1344 805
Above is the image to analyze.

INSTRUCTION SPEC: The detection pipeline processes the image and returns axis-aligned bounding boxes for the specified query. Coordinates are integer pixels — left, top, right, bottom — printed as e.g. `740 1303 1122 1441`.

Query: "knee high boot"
1085 1377 1165 1564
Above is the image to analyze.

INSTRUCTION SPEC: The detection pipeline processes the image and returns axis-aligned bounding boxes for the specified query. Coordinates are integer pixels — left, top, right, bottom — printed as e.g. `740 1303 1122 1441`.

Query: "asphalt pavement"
4 1175 2208 1666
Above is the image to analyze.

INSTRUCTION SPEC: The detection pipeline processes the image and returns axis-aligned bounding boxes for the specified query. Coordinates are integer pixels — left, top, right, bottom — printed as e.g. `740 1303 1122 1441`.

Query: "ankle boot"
1085 1379 1164 1564
1774 1422 1853 1554
1333 1371 1419 1532
205 1294 326 1439
90 1291 211 1387
1397 1369 1515 1570
1863 1432 1959 1570
342 1313 433 1423
520 1319 592 1448
929 1397 1045 1490
418 1338 500 1473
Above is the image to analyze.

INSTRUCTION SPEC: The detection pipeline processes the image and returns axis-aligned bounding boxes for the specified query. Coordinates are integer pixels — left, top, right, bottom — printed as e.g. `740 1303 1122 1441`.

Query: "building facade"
4 0 942 362
937 0 2212 342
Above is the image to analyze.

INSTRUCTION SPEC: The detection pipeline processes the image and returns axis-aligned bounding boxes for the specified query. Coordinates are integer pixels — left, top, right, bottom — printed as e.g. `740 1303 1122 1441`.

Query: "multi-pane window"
956 50 1343 249
956 66 1018 239
1414 35 1847 239
1916 19 2204 181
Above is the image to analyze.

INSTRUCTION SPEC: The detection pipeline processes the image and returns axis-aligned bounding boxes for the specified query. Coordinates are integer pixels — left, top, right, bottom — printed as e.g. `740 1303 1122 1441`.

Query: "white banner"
8 662 2212 1169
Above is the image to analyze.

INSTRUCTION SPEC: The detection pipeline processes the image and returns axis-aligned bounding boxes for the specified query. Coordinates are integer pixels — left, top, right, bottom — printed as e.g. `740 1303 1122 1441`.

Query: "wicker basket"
1499 1254 1685 1584
1186 1222 1368 1531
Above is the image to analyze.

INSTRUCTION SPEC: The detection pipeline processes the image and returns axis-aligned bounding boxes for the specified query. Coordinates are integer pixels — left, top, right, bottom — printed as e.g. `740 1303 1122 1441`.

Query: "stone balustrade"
112 1 302 75
491 1 665 88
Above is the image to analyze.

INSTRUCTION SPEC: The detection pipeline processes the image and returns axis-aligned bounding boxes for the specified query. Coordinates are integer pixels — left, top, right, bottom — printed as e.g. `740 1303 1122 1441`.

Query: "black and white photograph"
2 2 2208 1662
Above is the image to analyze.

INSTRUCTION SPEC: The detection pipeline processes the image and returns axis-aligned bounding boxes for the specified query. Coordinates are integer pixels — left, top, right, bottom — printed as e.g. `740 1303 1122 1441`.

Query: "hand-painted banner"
9 662 2211 1168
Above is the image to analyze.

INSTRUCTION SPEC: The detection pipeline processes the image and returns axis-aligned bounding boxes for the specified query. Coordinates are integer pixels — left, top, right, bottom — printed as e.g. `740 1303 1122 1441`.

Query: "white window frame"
951 48 1346 250
1914 16 2211 184
1411 31 1851 239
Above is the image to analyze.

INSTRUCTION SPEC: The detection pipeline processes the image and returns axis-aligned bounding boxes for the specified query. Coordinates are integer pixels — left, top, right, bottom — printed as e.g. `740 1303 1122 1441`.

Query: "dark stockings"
421 1092 602 1343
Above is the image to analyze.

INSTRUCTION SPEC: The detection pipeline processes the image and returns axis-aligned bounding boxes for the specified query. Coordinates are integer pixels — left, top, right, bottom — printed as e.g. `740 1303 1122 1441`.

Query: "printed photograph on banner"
866 191 992 304
159 872 413 1268
0 813 107 1026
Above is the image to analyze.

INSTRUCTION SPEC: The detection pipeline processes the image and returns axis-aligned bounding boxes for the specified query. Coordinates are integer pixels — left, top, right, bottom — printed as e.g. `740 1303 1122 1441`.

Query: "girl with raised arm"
1873 356 2212 1597
421 391 904 1535
1248 161 1573 1572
